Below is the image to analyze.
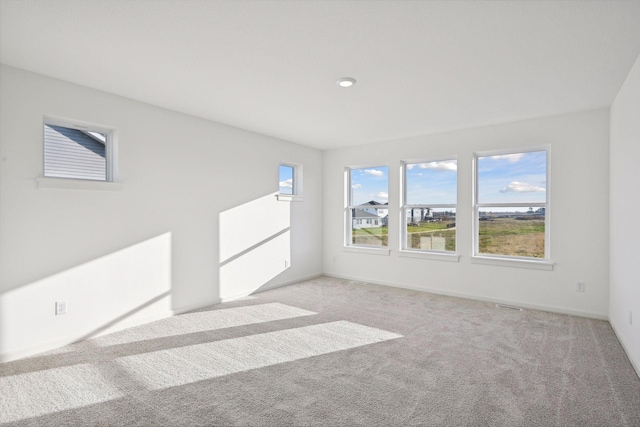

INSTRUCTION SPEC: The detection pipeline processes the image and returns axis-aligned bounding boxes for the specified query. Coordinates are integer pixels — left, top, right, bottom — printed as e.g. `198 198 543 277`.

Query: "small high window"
279 164 294 195
43 118 114 182
278 163 303 201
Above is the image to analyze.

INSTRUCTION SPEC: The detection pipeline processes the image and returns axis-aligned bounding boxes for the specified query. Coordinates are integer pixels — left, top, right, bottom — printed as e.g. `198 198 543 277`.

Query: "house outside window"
43 118 115 182
474 149 549 260
346 166 389 247
402 159 457 253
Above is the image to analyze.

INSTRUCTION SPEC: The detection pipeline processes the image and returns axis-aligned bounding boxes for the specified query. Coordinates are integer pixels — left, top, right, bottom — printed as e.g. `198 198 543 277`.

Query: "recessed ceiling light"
336 77 356 88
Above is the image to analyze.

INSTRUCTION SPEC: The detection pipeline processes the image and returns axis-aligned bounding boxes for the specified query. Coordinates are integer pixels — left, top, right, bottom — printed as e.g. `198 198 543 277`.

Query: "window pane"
279 165 294 194
351 208 387 247
350 166 388 207
349 166 388 247
406 160 457 205
406 208 456 252
477 151 546 204
44 124 107 181
478 207 545 258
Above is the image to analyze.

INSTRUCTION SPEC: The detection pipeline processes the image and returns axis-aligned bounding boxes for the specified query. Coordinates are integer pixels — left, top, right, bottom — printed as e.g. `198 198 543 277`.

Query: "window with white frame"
346 166 389 247
474 149 549 260
278 163 303 199
402 159 457 253
43 118 115 182
279 164 294 195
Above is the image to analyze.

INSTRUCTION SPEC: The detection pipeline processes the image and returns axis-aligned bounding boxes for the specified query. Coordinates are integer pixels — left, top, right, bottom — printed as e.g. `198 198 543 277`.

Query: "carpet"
1 276 639 426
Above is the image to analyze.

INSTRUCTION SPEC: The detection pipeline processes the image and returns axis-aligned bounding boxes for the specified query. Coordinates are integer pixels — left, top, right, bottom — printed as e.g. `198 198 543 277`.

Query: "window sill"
399 250 460 262
471 255 554 271
276 194 304 202
343 246 390 256
37 177 123 192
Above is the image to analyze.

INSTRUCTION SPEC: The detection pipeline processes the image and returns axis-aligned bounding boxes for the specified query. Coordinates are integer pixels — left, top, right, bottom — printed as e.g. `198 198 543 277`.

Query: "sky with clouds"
478 151 547 204
348 151 545 209
279 165 293 194
350 167 389 206
406 160 457 205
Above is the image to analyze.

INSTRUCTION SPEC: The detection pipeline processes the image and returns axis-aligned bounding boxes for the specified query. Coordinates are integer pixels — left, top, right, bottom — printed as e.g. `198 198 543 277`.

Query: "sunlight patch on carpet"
115 321 402 389
0 363 125 423
94 303 317 346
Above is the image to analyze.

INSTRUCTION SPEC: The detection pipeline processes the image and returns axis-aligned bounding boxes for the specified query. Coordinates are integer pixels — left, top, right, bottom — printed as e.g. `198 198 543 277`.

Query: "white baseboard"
324 273 608 321
609 319 640 379
219 273 323 302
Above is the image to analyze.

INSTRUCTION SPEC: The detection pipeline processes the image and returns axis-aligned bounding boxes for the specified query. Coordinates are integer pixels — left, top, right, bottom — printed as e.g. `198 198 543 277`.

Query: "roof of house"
352 210 381 219
358 201 389 208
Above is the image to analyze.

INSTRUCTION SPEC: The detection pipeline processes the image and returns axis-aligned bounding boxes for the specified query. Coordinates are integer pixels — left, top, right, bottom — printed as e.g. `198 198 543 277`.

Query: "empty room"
1 1 639 426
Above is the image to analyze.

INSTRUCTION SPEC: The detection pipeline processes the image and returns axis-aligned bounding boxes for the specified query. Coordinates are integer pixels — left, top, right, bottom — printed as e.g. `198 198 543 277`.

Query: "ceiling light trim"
336 77 356 88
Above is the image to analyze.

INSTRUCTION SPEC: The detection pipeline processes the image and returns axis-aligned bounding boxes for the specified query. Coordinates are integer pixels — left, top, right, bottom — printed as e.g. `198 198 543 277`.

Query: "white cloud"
419 161 457 171
352 183 362 189
406 164 415 170
279 179 293 188
364 169 384 177
372 192 388 199
499 181 545 193
489 153 524 162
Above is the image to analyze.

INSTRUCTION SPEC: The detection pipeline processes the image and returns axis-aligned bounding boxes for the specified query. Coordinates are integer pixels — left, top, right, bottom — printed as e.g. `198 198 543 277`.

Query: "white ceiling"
2 1 640 150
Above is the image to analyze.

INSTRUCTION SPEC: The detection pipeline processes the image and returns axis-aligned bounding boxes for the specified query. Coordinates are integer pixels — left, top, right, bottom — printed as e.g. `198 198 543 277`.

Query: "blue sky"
406 160 457 205
279 165 293 194
349 152 545 208
350 166 389 206
478 151 547 204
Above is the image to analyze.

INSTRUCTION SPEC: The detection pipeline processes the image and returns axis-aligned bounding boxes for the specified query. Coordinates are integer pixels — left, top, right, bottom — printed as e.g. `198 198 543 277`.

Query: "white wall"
610 54 640 375
0 65 323 361
324 110 610 319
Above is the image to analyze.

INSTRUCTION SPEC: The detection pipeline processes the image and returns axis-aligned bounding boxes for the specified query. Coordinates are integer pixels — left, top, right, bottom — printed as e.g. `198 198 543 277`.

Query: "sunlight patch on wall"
219 193 292 299
94 303 316 346
115 321 403 390
0 233 172 361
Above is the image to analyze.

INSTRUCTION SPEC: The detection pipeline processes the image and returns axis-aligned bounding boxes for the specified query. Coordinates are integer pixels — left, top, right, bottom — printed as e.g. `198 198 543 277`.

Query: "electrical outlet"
576 282 585 292
55 301 67 315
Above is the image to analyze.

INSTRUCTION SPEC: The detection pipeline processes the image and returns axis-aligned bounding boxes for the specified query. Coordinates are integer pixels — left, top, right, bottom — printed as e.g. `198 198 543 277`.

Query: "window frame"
345 165 390 253
42 115 117 183
400 157 458 257
277 162 303 201
472 146 552 267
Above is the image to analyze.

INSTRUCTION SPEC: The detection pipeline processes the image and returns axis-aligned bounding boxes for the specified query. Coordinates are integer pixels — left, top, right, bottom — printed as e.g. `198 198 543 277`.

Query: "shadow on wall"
219 193 291 301
0 233 173 362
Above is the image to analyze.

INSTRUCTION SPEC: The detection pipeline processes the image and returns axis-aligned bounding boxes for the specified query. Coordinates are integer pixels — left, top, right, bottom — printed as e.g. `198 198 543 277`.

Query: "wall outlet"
576 282 585 292
55 300 67 315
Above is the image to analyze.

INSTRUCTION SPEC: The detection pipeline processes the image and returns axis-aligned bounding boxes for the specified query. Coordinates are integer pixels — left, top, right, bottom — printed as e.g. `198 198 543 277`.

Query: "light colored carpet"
1 276 639 426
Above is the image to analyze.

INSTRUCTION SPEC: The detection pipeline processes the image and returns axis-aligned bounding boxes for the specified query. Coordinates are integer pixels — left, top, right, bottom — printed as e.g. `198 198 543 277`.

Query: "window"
346 166 389 247
43 118 115 182
402 159 457 253
474 149 549 260
279 165 294 195
278 163 303 200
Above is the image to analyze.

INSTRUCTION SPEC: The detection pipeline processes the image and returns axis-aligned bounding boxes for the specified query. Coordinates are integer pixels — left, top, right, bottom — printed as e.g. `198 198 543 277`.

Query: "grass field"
478 217 544 258
351 217 544 257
